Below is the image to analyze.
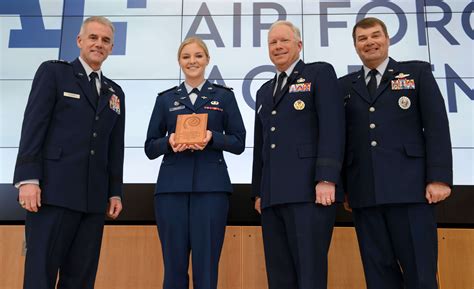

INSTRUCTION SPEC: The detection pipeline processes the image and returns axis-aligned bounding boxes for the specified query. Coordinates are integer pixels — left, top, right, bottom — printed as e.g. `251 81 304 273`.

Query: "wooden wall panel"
217 226 242 289
328 227 366 289
1 226 473 289
438 229 474 289
95 226 163 289
242 226 268 289
0 226 24 289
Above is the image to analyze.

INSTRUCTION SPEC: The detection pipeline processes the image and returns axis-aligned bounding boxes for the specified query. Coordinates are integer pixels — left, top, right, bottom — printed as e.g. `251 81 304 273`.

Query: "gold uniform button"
369 123 376 129
271 144 276 149
371 141 377 147
369 107 375 112
271 127 276 132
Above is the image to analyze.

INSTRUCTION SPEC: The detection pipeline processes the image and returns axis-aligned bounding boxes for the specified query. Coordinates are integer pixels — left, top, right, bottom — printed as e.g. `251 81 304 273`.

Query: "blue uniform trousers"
23 205 105 289
353 204 438 289
261 202 336 289
154 192 229 289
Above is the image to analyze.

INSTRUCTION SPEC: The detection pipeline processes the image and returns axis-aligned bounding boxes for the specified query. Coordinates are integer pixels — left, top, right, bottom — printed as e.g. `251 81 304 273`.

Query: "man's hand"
107 198 123 219
315 181 335 206
19 184 41 212
425 182 451 204
254 197 261 214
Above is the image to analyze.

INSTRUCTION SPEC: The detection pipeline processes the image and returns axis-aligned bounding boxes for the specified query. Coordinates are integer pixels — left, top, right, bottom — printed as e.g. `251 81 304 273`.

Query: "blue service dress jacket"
13 58 126 213
339 58 453 208
251 60 345 209
145 81 246 194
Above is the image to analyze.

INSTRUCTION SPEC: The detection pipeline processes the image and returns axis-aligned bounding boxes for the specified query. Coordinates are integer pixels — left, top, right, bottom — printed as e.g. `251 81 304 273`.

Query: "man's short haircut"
79 16 115 40
352 17 388 43
268 20 302 42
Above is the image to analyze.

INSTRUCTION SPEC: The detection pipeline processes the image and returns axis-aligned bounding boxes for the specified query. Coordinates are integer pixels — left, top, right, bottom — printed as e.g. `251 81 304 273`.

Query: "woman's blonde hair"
177 36 210 60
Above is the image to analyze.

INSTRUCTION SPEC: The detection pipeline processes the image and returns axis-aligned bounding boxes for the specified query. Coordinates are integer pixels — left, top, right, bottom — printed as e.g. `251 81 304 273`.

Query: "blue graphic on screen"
0 0 130 61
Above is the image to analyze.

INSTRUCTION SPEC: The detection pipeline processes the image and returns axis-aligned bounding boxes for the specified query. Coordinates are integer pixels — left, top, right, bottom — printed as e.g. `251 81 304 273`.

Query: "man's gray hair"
79 16 115 38
268 20 301 41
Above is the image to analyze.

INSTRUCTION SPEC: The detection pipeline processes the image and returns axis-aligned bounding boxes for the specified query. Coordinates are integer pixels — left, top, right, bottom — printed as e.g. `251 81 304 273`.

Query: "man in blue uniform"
339 17 452 289
251 20 345 289
13 16 125 289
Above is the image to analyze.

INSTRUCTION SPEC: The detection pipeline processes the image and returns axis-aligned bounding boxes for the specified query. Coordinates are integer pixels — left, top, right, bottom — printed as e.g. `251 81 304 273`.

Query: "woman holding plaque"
144 36 246 289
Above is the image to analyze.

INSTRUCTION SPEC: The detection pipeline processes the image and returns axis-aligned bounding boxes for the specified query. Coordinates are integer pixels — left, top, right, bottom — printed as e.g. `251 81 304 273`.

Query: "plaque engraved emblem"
175 113 208 145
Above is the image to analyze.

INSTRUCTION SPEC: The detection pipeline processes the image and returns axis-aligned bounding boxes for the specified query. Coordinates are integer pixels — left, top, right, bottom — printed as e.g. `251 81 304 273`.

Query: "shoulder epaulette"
47 59 70 65
306 61 330 66
212 83 233 91
158 86 177 96
399 60 430 65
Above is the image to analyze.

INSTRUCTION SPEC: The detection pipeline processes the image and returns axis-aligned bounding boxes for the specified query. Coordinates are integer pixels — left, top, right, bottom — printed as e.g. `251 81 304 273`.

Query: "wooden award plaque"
175 113 208 145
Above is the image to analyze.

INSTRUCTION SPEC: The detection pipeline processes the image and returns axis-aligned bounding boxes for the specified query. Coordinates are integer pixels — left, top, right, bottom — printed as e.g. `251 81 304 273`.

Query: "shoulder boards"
399 60 430 65
47 59 70 65
306 61 330 66
212 83 233 91
158 86 178 96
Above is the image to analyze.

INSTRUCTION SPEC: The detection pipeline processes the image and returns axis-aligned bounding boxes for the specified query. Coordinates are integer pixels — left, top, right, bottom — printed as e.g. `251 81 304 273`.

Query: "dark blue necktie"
274 71 287 97
367 69 378 100
89 72 100 106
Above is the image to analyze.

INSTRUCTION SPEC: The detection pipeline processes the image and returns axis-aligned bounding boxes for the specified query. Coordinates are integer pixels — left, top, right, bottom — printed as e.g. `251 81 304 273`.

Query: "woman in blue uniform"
144 37 246 289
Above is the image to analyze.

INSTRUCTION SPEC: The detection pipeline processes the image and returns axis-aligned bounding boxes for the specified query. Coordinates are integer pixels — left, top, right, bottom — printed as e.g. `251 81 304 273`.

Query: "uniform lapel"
351 68 372 104
175 83 194 111
193 81 214 111
97 77 114 114
273 60 304 107
72 59 97 109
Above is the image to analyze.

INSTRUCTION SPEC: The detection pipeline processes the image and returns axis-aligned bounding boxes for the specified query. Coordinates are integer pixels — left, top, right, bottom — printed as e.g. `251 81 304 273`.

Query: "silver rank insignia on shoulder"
174 101 180 106
296 77 305 83
398 96 411 110
395 73 410 79
211 100 219 105
293 99 305 110
201 96 207 99
108 87 115 93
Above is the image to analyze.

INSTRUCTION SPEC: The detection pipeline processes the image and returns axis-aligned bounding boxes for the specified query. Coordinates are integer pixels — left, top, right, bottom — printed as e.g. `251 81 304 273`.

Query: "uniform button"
369 123 376 129
95 116 100 120
271 144 276 149
371 141 377 147
90 150 95 155
271 110 277 115
369 107 375 112
270 127 276 132
92 132 97 137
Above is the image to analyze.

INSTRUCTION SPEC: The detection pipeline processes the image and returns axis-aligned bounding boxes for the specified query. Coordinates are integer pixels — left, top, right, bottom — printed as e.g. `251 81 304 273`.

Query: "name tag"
63 92 80 99
169 105 185 112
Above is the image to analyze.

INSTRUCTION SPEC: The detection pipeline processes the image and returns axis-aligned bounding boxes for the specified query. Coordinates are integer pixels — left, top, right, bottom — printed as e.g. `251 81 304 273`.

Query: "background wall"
0 0 473 221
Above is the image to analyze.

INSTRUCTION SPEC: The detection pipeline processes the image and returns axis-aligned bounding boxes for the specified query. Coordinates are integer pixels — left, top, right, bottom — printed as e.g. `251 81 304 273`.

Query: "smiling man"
13 16 125 289
251 20 345 289
339 17 452 289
